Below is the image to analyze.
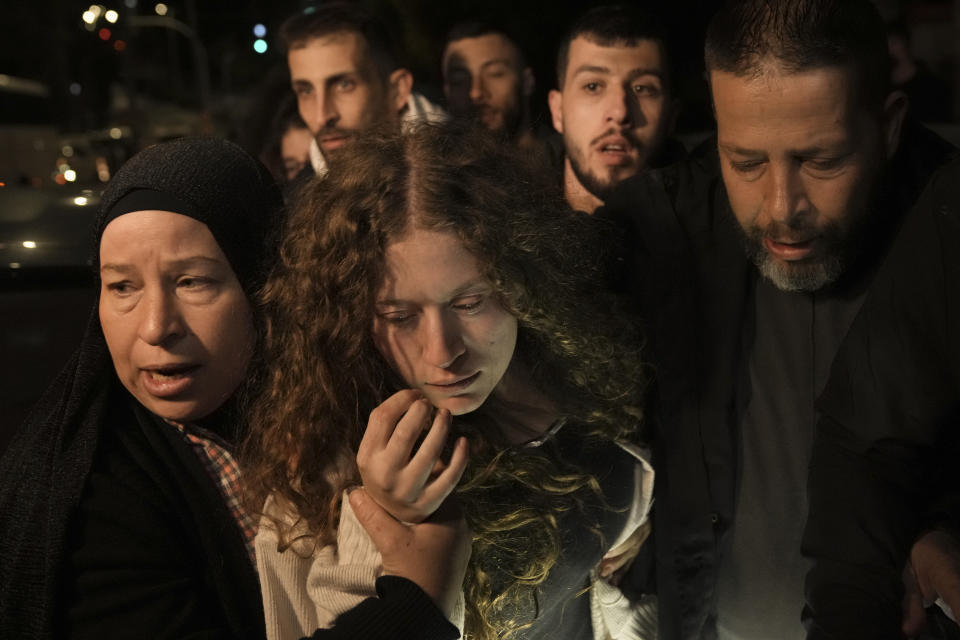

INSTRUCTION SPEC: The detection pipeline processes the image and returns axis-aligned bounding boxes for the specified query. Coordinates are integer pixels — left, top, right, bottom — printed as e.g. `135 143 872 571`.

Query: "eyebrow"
480 58 513 70
572 65 662 79
100 256 224 274
376 278 490 307
719 141 850 156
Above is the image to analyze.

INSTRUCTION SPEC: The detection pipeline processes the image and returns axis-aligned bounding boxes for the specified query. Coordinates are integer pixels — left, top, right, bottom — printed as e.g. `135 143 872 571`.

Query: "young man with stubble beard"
548 5 682 215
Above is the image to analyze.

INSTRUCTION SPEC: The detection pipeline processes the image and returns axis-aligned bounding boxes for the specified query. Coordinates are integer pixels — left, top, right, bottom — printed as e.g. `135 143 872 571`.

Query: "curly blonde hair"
242 122 647 638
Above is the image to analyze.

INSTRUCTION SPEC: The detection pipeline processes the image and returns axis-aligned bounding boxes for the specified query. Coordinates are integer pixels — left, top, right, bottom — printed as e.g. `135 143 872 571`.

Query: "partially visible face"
280 125 313 180
549 36 671 202
372 227 518 415
712 65 889 291
442 33 527 135
99 210 255 422
288 32 391 157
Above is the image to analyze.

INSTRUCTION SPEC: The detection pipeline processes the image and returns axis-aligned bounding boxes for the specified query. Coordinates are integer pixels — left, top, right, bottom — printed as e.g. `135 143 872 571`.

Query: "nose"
469 75 485 104
421 311 466 369
320 88 339 128
605 84 631 126
137 287 186 346
763 164 808 226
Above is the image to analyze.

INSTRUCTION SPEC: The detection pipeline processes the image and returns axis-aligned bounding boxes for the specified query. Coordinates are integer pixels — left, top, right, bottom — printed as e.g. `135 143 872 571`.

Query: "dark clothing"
804 156 960 639
716 278 865 639
599 121 955 640
310 576 460 640
59 390 265 639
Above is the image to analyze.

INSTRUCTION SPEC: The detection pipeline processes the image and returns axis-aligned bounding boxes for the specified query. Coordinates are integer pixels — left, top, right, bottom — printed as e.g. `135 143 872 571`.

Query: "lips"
319 134 352 152
595 136 637 165
426 371 480 391
139 363 201 397
763 236 819 261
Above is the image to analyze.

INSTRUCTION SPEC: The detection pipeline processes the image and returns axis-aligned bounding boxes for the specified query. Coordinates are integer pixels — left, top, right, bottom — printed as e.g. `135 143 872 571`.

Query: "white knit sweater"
255 441 655 640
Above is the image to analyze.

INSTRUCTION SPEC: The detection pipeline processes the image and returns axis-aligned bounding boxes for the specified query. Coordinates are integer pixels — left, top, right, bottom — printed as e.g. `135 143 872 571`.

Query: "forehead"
288 31 370 79
100 210 220 260
443 33 519 69
564 35 663 83
379 228 482 299
711 65 863 150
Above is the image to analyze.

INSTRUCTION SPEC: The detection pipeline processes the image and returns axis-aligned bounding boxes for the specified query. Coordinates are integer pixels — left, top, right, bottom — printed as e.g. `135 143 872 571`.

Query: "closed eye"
804 156 848 172
730 159 765 173
452 296 484 313
177 276 214 289
379 311 414 325
105 281 135 295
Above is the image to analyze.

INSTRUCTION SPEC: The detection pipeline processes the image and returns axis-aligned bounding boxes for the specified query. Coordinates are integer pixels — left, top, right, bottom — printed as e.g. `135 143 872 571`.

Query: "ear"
548 89 564 134
882 90 909 160
389 69 414 115
522 67 535 98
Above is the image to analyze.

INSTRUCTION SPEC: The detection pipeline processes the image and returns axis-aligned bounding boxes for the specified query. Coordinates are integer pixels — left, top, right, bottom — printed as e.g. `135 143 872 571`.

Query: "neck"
488 357 560 444
562 158 603 214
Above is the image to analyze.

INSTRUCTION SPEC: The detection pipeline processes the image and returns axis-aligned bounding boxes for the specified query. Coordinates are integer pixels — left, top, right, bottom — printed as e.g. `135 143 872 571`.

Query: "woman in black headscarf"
0 137 281 639
0 136 470 640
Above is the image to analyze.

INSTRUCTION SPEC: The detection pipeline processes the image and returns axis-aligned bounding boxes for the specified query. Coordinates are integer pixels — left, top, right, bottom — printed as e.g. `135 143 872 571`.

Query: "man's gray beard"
750 248 845 292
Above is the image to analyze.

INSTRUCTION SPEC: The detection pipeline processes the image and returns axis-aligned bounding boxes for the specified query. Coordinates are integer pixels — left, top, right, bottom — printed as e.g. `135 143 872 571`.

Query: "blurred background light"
154 3 167 16
253 39 268 54
105 9 118 23
253 24 266 38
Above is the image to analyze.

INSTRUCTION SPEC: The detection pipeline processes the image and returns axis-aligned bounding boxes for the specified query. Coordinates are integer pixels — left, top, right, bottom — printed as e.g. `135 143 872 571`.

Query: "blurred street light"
82 10 97 24
155 3 168 16
253 39 267 54
105 9 119 23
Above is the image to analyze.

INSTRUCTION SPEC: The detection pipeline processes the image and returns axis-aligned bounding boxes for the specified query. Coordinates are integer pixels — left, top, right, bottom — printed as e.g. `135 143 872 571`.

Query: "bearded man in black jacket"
599 1 958 638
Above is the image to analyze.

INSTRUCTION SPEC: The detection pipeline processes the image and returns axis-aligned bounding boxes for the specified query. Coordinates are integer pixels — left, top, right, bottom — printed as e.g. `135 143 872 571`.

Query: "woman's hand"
357 389 469 523
349 487 471 619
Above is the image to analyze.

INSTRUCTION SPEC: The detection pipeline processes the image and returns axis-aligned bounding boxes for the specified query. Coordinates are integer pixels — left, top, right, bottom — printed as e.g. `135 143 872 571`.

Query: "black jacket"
804 156 960 640
599 121 955 640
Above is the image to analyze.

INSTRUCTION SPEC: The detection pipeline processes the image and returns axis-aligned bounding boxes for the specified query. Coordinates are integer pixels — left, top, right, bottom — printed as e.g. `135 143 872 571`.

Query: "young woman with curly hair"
244 123 654 640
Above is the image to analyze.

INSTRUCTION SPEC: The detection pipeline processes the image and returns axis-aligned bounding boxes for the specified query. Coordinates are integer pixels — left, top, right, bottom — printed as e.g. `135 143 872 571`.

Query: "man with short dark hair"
549 5 680 214
280 3 444 178
602 0 957 638
441 21 536 147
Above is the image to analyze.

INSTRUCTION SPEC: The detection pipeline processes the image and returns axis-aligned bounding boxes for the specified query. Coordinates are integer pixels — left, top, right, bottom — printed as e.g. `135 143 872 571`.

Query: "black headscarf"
0 137 284 638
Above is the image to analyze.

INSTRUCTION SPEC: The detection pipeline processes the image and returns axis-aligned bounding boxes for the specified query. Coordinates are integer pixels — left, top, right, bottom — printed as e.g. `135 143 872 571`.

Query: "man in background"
549 4 681 214
441 21 537 149
281 2 444 179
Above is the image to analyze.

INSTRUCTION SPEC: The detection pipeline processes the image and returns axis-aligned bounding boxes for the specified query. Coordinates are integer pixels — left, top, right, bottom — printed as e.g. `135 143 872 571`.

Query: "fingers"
382 399 433 470
417 436 469 510
405 409 453 490
358 389 422 463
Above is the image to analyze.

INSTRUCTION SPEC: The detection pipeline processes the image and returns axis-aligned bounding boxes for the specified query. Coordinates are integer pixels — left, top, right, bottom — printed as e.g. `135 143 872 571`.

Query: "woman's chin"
428 392 486 416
